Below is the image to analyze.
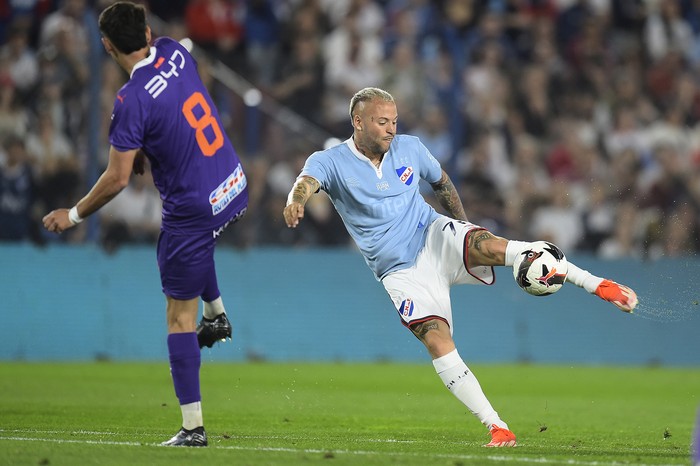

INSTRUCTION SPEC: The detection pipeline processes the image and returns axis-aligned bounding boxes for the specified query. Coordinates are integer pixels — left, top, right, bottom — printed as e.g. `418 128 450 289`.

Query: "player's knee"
167 317 196 333
166 301 198 333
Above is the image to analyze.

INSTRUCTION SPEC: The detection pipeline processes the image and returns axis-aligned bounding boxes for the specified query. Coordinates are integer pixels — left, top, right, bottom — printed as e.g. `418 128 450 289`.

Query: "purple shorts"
156 229 220 301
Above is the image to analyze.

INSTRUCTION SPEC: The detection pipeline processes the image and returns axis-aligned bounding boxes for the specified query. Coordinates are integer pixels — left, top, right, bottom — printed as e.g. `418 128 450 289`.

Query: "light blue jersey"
300 135 443 280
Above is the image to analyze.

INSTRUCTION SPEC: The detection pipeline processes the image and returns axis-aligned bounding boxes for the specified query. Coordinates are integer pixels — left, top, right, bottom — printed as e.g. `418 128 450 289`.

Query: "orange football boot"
484 424 517 447
595 279 638 313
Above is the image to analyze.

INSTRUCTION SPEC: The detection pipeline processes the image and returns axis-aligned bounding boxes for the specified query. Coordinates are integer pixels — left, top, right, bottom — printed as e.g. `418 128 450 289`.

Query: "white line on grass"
0 434 673 466
0 429 121 436
0 429 414 443
1 436 142 447
0 429 673 453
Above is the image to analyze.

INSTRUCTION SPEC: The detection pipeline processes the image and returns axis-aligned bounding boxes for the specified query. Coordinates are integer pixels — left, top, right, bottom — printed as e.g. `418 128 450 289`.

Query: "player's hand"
132 150 146 175
283 202 304 228
42 209 74 234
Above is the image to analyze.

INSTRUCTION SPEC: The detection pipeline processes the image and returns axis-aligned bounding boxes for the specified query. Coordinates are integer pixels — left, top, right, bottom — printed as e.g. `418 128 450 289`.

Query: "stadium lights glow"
324 137 342 149
243 88 262 107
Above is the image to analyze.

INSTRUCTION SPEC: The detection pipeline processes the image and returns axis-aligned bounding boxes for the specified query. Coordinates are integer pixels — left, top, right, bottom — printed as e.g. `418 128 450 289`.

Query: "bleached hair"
349 87 394 118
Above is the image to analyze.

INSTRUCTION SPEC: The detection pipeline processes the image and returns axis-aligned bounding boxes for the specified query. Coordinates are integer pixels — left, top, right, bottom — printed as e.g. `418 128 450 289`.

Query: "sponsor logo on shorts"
400 298 414 317
209 163 247 215
213 207 247 238
396 166 414 185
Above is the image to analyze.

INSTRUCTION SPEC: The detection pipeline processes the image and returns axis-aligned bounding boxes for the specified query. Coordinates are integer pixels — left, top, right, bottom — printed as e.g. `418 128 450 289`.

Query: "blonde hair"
349 87 394 118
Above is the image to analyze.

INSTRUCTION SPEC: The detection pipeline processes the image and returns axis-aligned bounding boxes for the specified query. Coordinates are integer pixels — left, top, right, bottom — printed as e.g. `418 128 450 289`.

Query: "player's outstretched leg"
197 313 232 348
161 426 208 447
505 240 638 313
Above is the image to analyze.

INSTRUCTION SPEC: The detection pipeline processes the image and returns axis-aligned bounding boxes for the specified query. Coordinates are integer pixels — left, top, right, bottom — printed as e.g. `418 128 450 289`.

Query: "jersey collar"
345 138 364 160
130 46 157 78
345 137 386 163
345 137 385 177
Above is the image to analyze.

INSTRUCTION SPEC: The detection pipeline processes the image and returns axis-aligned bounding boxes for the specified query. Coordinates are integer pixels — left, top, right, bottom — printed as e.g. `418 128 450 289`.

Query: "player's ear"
101 36 114 54
353 115 362 131
145 25 152 44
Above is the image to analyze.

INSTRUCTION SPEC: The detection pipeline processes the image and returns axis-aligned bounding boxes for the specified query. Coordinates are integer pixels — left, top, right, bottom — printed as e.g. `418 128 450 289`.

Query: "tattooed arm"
283 175 321 228
430 169 468 222
431 170 508 267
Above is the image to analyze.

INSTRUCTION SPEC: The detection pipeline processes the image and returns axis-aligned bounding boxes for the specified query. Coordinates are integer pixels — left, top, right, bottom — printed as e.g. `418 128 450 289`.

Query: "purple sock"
167 332 201 405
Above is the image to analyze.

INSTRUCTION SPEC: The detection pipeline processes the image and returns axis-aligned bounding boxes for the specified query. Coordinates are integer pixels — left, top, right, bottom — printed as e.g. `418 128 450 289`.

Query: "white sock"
203 297 225 319
432 349 507 430
181 401 203 430
505 240 603 293
504 240 530 267
565 262 604 294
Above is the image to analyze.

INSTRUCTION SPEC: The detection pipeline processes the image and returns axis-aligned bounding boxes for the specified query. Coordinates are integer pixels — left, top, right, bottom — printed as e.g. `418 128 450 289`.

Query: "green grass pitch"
0 362 698 465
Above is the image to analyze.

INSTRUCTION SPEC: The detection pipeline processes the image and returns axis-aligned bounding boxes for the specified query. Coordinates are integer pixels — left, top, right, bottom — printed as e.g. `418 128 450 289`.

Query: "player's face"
359 100 397 156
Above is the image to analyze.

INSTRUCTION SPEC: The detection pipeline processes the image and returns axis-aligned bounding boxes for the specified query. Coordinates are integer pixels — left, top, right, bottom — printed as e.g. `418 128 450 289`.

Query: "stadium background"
2 244 699 365
0 0 699 365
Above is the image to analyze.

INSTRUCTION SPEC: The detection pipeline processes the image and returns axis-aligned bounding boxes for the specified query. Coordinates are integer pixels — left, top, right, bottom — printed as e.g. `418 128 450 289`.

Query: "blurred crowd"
0 0 699 260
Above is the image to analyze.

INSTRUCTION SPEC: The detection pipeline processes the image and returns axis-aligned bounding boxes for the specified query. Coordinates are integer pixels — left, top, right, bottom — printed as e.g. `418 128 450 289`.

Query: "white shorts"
381 216 495 333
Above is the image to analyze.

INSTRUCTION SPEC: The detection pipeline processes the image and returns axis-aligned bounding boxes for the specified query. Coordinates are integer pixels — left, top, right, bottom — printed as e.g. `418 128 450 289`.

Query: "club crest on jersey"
400 298 414 317
209 163 247 215
396 166 414 185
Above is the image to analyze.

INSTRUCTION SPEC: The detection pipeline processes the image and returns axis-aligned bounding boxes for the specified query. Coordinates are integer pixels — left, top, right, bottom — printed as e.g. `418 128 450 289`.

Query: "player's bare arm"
132 149 147 175
42 146 137 234
283 175 320 228
430 170 468 222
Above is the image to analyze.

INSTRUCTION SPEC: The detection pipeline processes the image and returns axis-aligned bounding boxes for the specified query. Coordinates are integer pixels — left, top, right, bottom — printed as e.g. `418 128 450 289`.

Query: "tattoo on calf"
410 320 440 339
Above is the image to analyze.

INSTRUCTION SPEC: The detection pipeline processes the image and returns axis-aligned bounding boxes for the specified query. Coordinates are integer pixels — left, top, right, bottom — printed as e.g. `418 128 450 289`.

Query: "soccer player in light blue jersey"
284 87 638 447
42 2 248 446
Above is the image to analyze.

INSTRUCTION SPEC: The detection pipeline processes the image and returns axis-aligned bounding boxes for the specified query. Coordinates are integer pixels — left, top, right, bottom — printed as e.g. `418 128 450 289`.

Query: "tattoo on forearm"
290 177 319 204
433 175 468 221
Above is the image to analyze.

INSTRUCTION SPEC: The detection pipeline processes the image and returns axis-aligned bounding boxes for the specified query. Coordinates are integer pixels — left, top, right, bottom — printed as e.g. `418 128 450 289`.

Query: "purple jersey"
109 37 248 234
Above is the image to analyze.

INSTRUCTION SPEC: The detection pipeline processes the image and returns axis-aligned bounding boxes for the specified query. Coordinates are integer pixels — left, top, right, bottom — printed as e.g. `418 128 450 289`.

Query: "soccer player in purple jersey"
42 1 248 447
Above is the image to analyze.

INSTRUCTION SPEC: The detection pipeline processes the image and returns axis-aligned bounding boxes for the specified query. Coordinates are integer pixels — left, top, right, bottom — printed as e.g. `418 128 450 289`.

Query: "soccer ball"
512 241 568 296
